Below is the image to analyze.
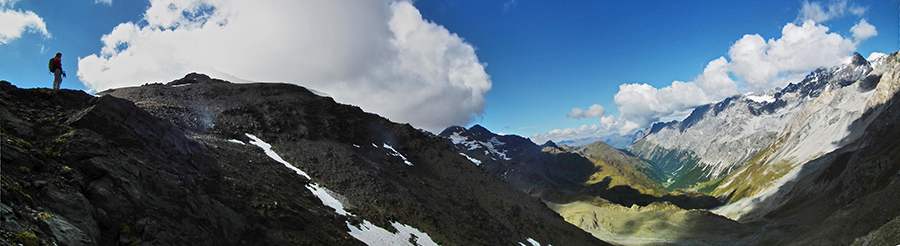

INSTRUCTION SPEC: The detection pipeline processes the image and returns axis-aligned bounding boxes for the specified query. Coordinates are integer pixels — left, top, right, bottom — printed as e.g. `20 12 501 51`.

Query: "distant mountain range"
557 133 638 149
439 51 900 245
630 52 879 191
626 52 900 245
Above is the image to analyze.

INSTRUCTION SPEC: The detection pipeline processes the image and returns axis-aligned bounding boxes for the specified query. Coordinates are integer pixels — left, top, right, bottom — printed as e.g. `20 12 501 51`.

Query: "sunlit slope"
560 141 667 196
547 197 791 246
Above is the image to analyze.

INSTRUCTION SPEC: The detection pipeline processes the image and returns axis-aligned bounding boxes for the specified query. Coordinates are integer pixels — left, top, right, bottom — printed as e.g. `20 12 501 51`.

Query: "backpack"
48 58 57 72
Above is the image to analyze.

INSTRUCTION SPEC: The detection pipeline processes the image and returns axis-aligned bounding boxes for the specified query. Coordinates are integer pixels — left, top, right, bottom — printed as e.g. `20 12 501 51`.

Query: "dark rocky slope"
438 125 720 210
1 74 607 246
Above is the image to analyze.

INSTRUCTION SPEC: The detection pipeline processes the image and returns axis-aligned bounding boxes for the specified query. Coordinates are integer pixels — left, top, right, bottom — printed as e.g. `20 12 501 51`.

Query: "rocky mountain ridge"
629 52 876 190
618 51 900 245
1 74 607 246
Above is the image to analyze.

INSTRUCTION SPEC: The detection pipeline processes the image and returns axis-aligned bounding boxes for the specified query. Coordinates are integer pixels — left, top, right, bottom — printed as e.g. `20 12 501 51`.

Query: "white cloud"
728 20 856 91
0 5 50 44
530 124 603 144
566 104 605 119
0 0 19 7
94 0 112 5
848 5 867 16
797 0 864 23
607 56 739 135
850 19 877 42
503 0 519 13
77 0 491 133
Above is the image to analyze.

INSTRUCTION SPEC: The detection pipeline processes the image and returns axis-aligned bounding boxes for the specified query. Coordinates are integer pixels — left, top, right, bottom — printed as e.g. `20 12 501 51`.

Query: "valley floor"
547 199 796 246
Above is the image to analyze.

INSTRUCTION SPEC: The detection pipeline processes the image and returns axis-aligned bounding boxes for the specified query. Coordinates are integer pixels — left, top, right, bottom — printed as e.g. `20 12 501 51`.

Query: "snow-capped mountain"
439 125 594 193
629 52 876 190
617 51 900 244
713 52 900 219
707 52 900 245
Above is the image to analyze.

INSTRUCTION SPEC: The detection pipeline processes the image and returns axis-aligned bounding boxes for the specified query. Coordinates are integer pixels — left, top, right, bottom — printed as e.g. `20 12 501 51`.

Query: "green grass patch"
12 232 41 246
695 176 726 194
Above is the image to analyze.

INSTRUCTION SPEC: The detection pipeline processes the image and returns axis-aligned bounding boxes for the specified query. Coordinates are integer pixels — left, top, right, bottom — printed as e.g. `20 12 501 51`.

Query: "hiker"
49 52 66 91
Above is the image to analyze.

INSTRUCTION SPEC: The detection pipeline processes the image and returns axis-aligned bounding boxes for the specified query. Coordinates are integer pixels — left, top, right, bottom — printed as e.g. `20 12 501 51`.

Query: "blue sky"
1 0 897 144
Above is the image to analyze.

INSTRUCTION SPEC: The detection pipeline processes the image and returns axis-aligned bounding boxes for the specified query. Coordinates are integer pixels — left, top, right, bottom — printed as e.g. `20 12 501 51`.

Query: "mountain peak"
850 52 868 67
541 140 558 148
437 125 468 137
166 72 231 86
468 124 495 138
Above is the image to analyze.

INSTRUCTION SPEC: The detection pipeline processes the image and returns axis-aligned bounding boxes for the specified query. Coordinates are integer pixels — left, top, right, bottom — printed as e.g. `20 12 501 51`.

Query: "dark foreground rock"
1 75 608 246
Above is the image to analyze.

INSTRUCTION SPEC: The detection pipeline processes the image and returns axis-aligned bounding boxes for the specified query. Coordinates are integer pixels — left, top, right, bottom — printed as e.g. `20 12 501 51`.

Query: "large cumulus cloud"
78 0 491 132
0 0 49 44
728 20 857 91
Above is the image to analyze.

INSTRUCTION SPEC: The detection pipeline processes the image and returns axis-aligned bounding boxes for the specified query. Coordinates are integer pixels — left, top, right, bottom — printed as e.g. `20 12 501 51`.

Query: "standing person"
49 52 66 91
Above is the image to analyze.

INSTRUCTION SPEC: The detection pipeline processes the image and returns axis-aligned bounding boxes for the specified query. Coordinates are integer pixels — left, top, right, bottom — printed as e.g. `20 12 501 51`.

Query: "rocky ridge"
721 52 900 245
1 74 607 246
629 52 876 190
623 51 900 245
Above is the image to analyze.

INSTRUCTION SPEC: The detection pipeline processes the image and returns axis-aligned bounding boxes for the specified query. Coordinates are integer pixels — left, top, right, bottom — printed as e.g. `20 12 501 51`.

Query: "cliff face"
713 53 900 245
630 53 876 190
0 74 607 246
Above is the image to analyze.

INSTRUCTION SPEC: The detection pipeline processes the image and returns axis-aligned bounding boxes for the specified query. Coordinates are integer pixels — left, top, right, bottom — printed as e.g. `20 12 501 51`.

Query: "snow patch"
519 238 547 246
308 183 351 216
348 220 439 246
449 132 480 150
383 144 413 166
246 134 311 180
228 139 245 145
448 132 512 160
246 134 351 215
459 153 482 165
246 134 437 245
746 95 776 103
171 83 191 87
308 88 331 97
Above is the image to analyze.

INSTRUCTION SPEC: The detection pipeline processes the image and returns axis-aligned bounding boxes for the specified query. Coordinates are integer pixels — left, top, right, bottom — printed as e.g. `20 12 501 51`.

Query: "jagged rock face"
1 75 607 246
712 67 881 210
630 52 876 190
1 83 272 246
620 52 900 244
718 52 900 245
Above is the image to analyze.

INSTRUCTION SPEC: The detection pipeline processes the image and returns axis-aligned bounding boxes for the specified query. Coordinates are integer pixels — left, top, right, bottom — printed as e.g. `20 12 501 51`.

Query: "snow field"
448 132 512 160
